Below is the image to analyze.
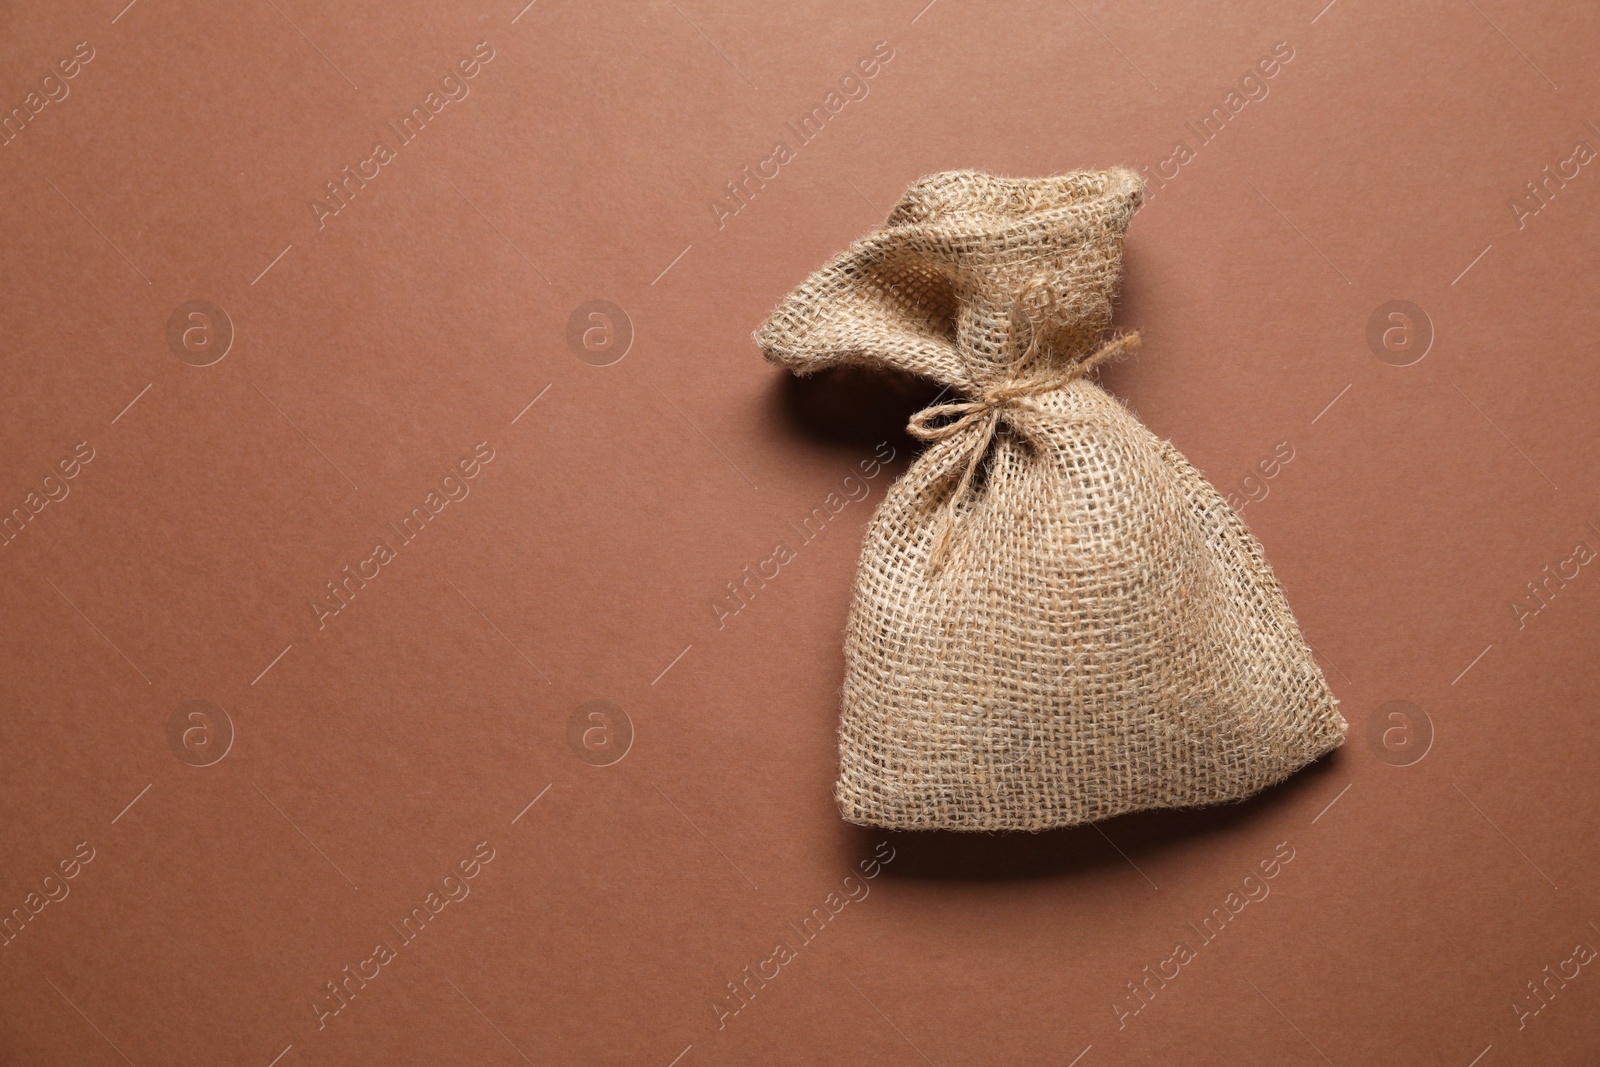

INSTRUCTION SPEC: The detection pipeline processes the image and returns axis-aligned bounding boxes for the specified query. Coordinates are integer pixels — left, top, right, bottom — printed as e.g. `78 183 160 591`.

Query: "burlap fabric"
756 168 1346 831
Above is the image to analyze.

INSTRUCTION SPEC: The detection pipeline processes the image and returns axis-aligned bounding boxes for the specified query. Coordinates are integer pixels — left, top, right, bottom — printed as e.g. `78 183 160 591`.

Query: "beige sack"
756 168 1345 831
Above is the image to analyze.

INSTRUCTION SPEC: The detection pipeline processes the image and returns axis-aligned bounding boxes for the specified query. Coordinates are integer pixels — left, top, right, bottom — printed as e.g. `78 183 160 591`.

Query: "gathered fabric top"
755 167 1144 392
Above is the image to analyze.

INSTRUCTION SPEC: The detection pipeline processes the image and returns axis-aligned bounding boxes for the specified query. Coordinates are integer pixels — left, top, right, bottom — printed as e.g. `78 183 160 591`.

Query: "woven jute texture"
755 168 1346 832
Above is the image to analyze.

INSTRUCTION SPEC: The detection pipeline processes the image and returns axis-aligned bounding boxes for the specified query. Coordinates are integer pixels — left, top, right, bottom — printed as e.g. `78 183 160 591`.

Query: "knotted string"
906 329 1141 571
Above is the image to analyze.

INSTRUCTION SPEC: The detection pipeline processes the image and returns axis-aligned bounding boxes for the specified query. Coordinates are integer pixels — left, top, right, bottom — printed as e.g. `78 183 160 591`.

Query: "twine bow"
906 330 1141 571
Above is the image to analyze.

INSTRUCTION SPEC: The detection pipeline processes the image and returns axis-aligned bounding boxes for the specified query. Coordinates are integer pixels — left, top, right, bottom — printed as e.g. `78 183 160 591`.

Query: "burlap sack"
756 168 1345 831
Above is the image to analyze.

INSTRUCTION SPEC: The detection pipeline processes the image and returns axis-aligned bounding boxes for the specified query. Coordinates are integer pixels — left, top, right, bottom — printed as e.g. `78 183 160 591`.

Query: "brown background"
2 0 1598 1064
